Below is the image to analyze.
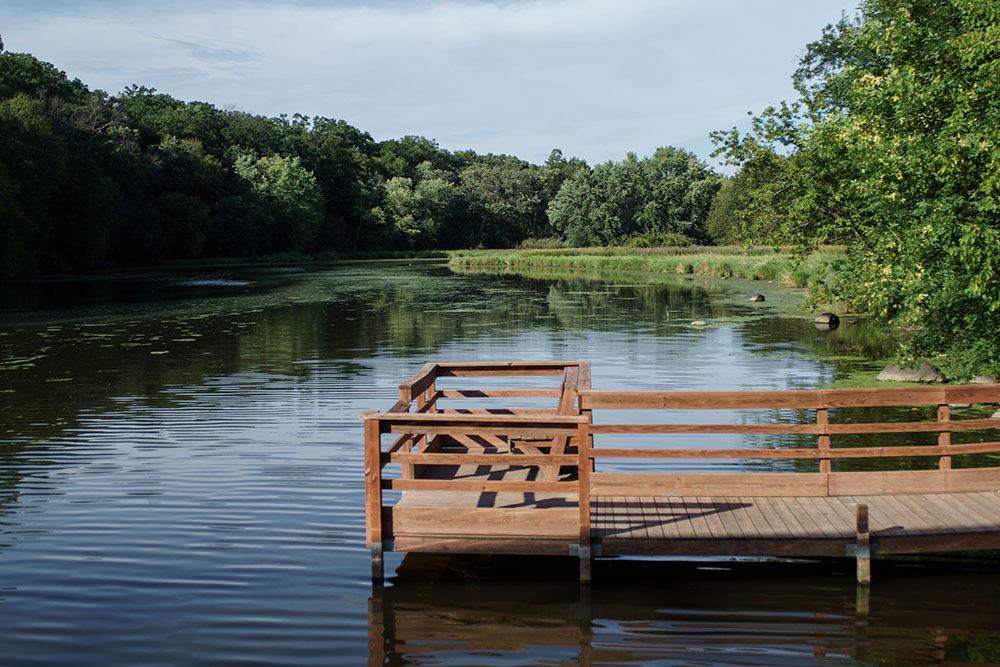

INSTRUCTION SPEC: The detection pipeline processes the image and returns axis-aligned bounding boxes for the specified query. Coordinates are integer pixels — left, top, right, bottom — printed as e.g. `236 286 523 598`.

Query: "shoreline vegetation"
448 246 844 309
448 245 838 287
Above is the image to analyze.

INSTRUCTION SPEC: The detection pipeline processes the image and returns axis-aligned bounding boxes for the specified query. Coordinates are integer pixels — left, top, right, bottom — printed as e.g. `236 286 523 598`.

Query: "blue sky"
3 0 859 168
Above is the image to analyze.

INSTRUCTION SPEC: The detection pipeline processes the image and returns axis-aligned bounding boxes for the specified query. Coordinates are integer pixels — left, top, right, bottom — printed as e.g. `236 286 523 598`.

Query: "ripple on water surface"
1 262 997 665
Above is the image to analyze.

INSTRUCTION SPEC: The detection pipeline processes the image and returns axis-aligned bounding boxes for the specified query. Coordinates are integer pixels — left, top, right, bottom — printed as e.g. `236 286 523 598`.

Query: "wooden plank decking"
387 464 1000 556
363 361 1000 583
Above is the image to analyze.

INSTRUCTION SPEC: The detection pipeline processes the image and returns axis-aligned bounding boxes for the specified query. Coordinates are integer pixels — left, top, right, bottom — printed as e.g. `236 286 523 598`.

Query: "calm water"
1 261 998 666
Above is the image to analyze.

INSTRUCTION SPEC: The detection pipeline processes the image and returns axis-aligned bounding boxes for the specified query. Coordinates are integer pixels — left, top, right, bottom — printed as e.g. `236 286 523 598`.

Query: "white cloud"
4 0 858 167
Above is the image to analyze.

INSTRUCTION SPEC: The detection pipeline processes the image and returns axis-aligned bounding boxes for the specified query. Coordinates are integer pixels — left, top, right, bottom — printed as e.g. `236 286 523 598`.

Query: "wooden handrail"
590 441 1000 459
365 413 586 424
424 361 582 378
588 419 1000 435
399 362 437 402
578 385 1000 410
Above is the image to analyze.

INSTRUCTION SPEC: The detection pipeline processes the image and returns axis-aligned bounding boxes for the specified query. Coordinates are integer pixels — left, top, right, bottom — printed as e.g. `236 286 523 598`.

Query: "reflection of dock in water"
362 361 1000 584
367 557 1000 666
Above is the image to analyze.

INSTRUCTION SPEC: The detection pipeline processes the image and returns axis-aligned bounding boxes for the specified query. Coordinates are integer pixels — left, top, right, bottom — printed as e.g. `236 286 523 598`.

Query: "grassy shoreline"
448 246 845 306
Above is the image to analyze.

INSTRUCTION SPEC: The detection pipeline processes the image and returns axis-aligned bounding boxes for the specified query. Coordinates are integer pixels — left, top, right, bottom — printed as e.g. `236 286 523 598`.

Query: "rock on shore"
876 362 947 383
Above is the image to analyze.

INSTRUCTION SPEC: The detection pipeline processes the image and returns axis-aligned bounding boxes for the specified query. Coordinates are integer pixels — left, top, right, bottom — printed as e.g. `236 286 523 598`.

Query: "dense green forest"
0 40 720 278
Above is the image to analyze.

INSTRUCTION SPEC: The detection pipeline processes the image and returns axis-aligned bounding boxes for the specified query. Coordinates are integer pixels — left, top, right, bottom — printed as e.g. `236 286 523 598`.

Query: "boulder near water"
814 313 840 326
876 362 947 383
814 313 840 331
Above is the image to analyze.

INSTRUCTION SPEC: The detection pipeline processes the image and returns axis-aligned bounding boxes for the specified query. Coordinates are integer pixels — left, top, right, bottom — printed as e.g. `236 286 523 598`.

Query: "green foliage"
369 164 458 249
449 246 842 286
0 52 89 103
233 153 324 253
458 158 547 248
712 0 1000 376
0 93 68 276
548 148 720 247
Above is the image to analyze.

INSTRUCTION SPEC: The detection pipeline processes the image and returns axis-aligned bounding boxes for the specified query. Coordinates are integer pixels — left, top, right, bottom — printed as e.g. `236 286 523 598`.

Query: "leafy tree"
458 158 545 247
205 195 268 257
713 0 1000 376
376 135 453 179
548 148 719 246
0 52 89 103
371 175 455 249
111 85 187 155
233 152 324 253
0 93 68 276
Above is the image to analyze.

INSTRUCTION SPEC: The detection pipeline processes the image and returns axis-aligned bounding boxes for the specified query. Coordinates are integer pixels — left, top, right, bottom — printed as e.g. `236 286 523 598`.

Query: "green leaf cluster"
548 147 720 246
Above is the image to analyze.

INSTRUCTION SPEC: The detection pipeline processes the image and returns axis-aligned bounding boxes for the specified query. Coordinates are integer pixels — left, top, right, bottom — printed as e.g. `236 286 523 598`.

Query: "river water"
1 261 998 665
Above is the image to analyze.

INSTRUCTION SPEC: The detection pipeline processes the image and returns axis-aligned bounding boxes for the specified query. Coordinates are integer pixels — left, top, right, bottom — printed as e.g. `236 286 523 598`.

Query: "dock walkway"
362 362 1000 582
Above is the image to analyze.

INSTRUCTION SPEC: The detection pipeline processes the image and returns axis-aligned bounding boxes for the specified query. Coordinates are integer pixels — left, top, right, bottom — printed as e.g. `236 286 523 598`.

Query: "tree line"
0 43 721 278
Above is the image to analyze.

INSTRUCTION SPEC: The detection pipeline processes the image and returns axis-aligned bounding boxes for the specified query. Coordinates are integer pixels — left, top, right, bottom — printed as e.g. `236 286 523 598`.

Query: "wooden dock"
362 361 1000 583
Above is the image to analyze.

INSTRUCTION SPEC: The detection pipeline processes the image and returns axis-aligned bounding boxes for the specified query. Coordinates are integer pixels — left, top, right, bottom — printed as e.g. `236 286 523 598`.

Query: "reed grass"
448 246 844 289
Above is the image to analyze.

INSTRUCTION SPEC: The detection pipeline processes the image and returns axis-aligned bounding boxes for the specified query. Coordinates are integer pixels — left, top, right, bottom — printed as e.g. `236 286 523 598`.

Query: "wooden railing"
577 384 1000 549
363 362 1000 581
362 362 589 577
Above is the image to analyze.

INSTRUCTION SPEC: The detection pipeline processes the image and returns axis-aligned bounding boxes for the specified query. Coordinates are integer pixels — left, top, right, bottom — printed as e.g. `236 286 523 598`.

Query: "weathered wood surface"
364 360 1000 575
591 467 1000 496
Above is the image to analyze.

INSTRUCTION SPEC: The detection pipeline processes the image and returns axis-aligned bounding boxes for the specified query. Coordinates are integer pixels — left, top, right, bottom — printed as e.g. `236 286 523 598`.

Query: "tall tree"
713 0 1000 376
548 148 719 246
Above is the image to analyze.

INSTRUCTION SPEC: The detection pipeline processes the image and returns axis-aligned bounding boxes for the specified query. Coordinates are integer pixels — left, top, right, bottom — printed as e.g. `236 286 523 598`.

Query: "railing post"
817 408 831 474
937 404 951 470
577 420 592 583
364 414 385 583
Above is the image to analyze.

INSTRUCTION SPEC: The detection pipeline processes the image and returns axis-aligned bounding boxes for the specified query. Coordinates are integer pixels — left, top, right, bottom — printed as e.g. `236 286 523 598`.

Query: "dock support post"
364 415 385 585
577 420 592 584
371 543 384 585
856 504 871 586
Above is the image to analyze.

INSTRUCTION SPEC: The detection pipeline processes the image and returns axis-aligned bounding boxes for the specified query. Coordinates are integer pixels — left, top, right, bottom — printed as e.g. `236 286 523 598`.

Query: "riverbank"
448 246 843 303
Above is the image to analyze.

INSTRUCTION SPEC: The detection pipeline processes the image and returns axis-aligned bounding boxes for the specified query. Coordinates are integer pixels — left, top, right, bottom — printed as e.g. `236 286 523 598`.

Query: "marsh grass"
449 246 844 290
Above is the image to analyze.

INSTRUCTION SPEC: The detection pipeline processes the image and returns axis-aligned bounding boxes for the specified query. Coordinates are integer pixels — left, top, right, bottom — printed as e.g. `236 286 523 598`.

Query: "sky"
3 0 860 168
